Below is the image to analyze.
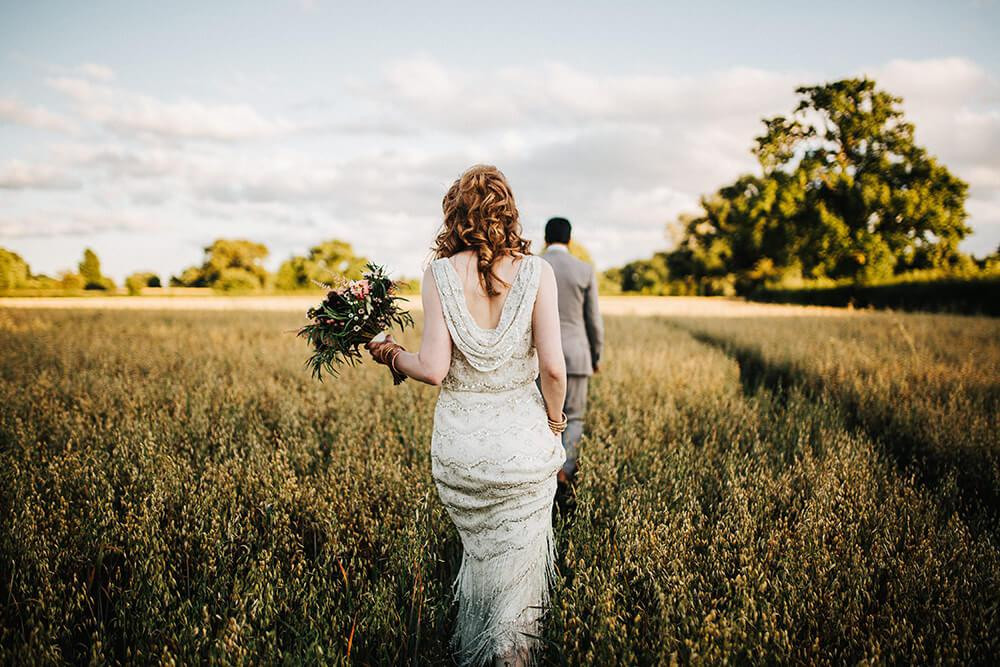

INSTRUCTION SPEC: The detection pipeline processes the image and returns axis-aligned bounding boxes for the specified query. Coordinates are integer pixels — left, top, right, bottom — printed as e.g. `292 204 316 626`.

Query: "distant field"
0 294 854 318
1 304 997 663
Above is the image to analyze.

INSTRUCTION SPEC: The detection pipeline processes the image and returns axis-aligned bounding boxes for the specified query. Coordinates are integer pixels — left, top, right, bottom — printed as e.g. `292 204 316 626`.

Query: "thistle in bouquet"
298 262 414 382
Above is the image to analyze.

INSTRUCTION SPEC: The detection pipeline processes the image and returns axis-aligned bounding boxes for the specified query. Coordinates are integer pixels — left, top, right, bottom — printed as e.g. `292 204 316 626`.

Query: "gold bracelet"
383 344 407 385
389 346 407 384
547 411 568 434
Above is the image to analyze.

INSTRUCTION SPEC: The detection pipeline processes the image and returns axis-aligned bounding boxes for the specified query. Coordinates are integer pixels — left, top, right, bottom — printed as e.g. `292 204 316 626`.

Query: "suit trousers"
536 373 589 475
561 374 588 475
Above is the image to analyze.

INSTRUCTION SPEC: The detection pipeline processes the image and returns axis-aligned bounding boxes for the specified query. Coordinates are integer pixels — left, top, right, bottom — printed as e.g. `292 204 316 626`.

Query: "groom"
540 217 604 485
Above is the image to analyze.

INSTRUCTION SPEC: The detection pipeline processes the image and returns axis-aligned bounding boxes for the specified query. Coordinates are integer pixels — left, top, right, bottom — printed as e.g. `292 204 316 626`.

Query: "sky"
1 0 999 282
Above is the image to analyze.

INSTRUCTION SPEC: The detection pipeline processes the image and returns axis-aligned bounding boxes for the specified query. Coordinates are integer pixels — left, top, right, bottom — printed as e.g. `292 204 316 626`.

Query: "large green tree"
673 77 971 291
274 240 368 290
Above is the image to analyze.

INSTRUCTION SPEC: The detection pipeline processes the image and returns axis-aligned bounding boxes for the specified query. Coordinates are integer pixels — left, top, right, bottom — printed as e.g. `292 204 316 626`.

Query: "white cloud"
364 56 803 135
46 76 295 141
964 165 1000 189
873 57 989 104
0 210 151 238
0 97 77 133
77 63 115 82
192 161 342 204
0 160 80 190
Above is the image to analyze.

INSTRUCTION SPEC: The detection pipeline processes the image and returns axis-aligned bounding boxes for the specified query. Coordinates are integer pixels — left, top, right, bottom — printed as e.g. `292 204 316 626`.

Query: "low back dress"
429 254 566 665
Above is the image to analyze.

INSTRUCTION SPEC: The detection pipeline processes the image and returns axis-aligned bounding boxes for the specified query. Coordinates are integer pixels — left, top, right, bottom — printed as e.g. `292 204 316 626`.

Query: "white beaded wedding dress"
429 254 566 666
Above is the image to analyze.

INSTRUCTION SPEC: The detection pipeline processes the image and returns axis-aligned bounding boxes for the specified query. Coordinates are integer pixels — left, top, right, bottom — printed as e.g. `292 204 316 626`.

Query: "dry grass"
0 307 997 664
669 312 1000 536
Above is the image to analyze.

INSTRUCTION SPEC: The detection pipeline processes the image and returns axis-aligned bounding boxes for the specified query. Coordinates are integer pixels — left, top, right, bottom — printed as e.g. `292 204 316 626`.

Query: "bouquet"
298 262 414 382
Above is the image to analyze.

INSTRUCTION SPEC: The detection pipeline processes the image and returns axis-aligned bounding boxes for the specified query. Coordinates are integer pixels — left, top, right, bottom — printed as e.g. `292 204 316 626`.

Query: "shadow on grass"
685 328 1000 540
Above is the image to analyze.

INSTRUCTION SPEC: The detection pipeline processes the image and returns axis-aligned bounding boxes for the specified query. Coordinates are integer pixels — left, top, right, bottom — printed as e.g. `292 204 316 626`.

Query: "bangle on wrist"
547 411 568 434
388 347 407 385
374 341 407 385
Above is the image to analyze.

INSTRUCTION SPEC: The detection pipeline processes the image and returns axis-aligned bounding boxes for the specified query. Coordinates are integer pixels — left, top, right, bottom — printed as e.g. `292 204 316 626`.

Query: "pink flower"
350 279 370 300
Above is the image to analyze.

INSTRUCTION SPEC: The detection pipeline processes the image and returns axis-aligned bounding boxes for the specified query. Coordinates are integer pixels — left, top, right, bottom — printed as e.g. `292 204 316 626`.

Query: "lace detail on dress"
428 254 565 666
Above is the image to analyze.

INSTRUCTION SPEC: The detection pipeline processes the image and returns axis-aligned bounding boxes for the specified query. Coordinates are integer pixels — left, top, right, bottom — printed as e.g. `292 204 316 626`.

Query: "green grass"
1 308 998 663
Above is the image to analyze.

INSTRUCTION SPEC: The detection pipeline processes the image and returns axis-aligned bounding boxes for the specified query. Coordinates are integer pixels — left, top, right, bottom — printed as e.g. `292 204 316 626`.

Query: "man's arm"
583 267 604 371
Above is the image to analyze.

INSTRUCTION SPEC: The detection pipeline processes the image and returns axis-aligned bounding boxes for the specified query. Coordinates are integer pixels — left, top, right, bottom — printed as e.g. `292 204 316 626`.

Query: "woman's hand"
365 334 396 365
366 335 408 385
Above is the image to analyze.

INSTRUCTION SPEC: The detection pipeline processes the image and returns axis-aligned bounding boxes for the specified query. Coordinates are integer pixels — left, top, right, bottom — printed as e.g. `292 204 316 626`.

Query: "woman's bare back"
446 250 527 330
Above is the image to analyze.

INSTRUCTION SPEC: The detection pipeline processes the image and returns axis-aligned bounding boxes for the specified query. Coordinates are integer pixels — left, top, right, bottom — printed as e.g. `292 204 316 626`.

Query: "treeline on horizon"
2 77 999 308
0 239 398 296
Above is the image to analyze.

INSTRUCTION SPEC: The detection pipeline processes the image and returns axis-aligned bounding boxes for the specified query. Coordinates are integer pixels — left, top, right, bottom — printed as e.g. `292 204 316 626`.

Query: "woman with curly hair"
367 164 567 666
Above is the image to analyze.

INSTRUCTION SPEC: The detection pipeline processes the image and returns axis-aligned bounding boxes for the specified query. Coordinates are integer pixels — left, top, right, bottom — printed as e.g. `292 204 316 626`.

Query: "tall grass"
669 312 1000 536
1 308 997 663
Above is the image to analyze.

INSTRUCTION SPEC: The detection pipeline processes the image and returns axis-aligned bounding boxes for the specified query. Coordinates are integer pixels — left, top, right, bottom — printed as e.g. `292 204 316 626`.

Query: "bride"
366 164 568 666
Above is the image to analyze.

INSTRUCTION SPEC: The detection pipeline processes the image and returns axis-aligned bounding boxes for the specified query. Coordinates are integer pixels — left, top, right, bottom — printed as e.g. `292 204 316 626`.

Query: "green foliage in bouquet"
297 262 414 380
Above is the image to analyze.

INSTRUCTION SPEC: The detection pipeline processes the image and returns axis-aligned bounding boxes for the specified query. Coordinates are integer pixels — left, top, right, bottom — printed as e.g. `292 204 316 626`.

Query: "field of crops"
1 304 998 664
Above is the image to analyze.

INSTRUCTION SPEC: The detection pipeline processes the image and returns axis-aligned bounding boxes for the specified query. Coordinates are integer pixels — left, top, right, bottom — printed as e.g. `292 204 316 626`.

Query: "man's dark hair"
545 217 571 244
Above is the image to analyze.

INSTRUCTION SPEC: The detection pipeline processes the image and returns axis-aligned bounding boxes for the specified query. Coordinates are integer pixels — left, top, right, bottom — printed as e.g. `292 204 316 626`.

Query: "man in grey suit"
540 217 604 485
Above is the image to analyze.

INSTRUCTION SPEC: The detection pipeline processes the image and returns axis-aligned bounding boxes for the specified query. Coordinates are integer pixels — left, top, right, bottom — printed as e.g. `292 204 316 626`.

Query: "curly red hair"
433 164 532 296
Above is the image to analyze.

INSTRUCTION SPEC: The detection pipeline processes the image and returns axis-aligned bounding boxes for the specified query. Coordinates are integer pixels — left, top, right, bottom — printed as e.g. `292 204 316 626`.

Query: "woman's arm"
532 261 566 421
367 265 452 386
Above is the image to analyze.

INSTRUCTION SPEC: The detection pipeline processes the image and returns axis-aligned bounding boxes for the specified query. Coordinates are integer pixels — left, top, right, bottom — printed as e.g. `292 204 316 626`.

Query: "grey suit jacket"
541 246 604 376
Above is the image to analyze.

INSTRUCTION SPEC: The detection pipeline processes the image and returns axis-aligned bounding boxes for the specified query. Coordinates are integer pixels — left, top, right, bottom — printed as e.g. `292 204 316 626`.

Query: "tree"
275 240 368 290
670 77 971 291
619 253 671 294
598 268 623 295
980 244 1000 273
172 239 270 291
216 268 262 292
0 248 30 290
79 248 102 288
170 266 205 288
201 239 269 288
762 78 969 279
78 248 115 290
59 271 85 290
125 272 161 296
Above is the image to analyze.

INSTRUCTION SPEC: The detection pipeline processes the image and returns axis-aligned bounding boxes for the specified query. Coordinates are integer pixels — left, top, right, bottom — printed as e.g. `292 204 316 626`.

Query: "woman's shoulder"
511 251 541 267
528 252 549 274
511 253 545 281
